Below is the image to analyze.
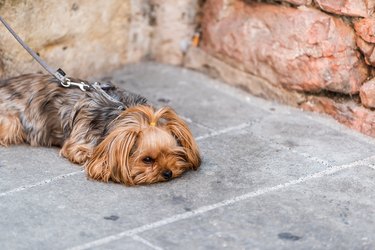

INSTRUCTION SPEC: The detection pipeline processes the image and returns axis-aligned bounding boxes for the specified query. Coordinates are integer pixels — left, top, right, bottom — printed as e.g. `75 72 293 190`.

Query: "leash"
0 15 89 91
0 15 125 110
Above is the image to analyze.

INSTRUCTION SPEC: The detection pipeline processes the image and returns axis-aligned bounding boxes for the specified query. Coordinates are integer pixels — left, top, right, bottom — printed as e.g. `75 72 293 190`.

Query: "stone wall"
184 0 375 137
2 0 375 137
0 0 198 78
0 0 151 78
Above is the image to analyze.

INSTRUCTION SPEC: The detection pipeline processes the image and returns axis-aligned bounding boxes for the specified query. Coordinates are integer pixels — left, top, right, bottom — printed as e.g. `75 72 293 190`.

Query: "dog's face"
129 126 194 184
85 105 201 185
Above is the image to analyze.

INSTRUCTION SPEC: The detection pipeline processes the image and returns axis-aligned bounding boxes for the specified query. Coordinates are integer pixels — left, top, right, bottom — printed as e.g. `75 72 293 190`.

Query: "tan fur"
0 74 201 185
85 105 201 185
0 113 26 146
60 140 93 164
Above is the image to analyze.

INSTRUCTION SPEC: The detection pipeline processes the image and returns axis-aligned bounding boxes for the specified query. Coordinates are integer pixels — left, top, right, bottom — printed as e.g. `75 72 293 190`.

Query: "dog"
0 74 201 185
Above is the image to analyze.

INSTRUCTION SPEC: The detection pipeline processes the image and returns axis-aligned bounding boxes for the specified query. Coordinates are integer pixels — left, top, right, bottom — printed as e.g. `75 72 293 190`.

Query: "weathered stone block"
315 0 375 17
354 17 375 43
356 37 375 66
283 0 312 5
0 0 150 79
301 96 375 137
360 78 375 108
149 0 200 65
202 0 368 94
184 47 305 106
354 18 375 67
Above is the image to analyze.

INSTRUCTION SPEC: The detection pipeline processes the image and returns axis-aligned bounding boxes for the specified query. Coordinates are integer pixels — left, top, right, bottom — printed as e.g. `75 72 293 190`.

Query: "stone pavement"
1 63 375 250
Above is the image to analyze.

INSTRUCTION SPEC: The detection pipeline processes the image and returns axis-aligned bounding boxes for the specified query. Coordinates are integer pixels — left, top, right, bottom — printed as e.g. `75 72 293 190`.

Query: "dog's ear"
156 107 201 170
85 106 150 185
85 127 138 185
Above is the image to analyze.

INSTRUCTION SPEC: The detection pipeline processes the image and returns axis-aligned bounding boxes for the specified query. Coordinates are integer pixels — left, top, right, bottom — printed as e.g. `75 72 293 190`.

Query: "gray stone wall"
0 0 151 78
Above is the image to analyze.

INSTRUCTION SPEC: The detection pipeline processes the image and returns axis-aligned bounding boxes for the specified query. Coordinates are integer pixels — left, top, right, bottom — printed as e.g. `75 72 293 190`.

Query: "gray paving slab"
111 63 269 131
0 145 79 193
138 166 375 250
249 110 375 165
0 129 329 249
1 63 375 250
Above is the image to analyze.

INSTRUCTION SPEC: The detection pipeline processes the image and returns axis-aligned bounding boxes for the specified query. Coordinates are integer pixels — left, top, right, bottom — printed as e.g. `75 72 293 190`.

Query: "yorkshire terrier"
0 74 201 185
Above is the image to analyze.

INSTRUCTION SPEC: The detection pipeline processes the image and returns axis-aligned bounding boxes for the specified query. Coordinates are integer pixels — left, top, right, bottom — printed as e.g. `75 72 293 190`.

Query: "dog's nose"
162 170 173 180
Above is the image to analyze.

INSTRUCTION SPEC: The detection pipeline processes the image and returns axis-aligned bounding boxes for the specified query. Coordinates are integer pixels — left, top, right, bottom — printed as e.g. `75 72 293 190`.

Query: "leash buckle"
54 68 67 83
61 78 90 92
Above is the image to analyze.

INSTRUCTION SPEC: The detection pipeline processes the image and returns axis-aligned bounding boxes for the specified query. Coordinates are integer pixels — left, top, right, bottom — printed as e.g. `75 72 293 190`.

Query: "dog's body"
0 74 201 185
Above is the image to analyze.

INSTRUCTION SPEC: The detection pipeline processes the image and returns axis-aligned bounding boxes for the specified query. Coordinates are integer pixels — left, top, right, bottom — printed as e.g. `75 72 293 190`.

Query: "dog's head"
85 105 201 185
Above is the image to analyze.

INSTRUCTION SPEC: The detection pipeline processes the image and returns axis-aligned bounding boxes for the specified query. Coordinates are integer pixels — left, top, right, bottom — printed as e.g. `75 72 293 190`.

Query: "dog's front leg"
60 137 95 165
0 113 26 146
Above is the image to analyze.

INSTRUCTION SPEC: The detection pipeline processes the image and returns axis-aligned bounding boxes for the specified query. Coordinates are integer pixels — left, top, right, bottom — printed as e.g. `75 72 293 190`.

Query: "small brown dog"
0 74 201 185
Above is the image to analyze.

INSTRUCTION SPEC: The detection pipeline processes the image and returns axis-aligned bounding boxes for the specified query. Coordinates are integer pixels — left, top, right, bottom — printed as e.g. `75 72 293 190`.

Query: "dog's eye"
174 137 183 147
142 157 155 164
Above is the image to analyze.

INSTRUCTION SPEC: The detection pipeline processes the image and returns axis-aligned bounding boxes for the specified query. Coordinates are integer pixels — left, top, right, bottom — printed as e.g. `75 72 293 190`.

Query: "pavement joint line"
0 123 249 197
130 235 164 250
0 122 250 197
0 170 84 197
304 115 375 146
193 67 375 143
271 142 331 167
202 71 375 147
196 122 251 141
250 132 331 167
179 115 215 132
195 118 331 168
66 155 375 250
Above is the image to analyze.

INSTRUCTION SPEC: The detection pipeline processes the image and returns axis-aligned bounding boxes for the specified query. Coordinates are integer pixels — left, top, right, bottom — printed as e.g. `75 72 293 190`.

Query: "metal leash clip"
60 78 90 92
56 68 90 92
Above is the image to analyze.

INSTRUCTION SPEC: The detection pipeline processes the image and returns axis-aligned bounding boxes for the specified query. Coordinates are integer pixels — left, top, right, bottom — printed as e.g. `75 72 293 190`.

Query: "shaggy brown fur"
0 74 201 185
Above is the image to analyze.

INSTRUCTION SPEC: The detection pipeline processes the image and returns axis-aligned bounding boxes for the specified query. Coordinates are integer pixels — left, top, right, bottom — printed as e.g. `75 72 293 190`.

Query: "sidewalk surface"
1 63 375 250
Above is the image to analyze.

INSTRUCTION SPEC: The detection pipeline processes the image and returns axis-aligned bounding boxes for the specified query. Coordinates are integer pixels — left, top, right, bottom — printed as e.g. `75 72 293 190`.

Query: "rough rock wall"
0 0 151 79
184 0 375 137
